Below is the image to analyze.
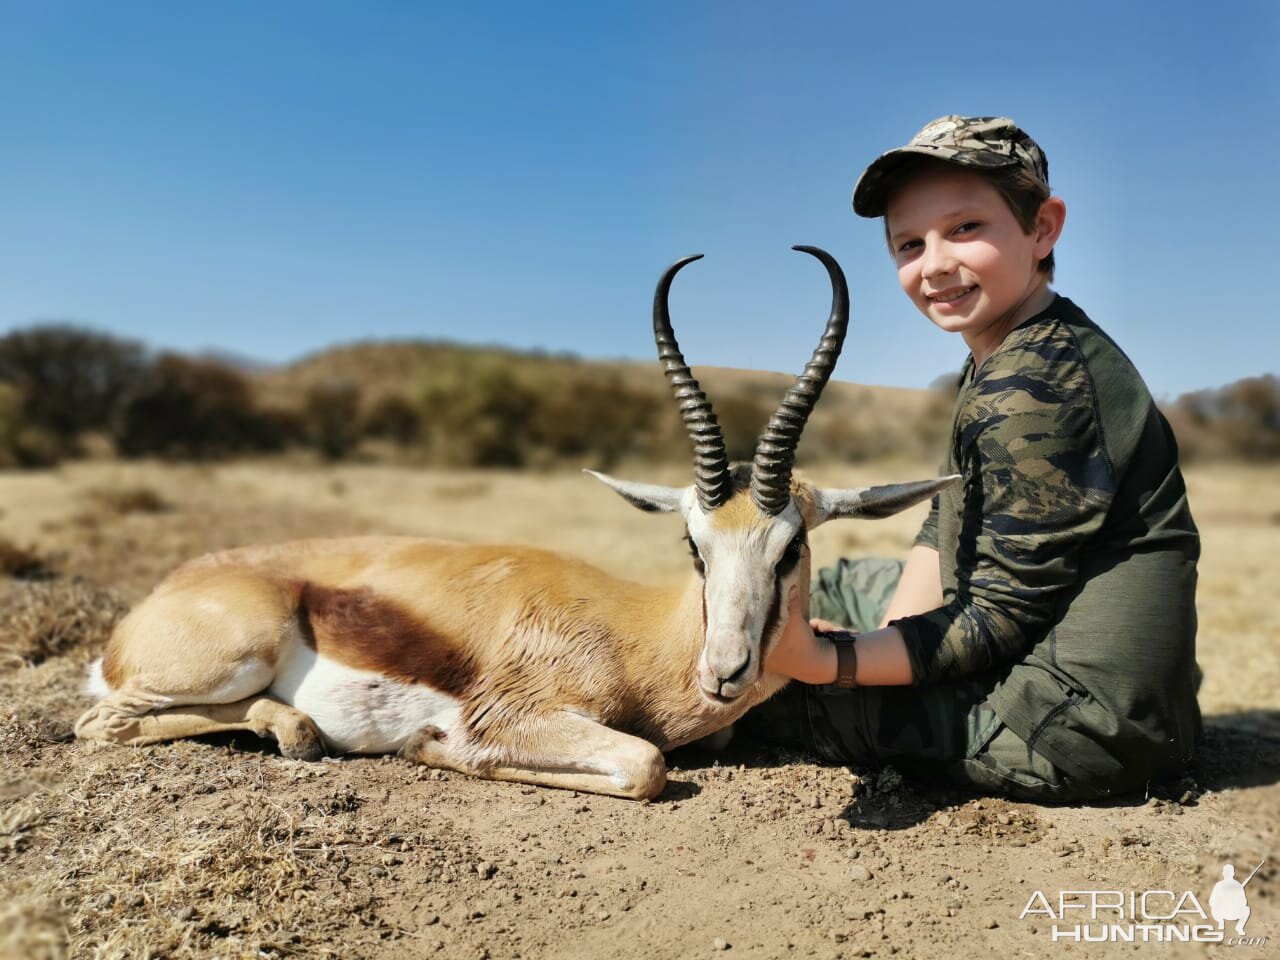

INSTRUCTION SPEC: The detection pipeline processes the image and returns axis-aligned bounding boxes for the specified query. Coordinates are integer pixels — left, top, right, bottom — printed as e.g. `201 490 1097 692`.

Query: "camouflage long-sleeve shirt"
893 295 1201 789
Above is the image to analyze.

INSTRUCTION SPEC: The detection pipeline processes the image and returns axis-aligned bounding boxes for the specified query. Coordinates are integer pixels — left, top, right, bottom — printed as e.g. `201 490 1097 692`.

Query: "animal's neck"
616 575 785 750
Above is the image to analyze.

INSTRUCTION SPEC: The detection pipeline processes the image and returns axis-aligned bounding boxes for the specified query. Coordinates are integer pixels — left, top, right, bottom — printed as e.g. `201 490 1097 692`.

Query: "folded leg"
75 691 324 760
400 710 666 800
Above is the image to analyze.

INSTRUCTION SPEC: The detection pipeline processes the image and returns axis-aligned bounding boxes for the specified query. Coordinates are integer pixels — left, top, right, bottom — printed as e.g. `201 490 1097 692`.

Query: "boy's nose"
921 241 956 279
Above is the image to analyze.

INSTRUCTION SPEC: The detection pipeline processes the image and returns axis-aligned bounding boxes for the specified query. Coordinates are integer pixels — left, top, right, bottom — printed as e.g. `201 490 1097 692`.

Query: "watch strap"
817 629 859 687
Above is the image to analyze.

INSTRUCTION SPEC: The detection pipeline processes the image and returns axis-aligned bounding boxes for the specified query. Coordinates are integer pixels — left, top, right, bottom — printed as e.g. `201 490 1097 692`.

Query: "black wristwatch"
816 628 859 687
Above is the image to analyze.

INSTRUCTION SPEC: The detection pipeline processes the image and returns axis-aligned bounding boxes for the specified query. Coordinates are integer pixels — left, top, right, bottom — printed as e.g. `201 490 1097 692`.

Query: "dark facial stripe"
297 583 478 697
760 583 783 654
774 532 806 578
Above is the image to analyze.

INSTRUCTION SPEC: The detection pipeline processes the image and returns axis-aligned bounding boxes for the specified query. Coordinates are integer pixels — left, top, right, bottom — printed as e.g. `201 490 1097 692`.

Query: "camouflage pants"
741 557 1082 802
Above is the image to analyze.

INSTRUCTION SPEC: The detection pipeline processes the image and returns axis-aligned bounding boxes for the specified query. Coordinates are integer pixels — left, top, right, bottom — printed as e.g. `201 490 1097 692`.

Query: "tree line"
1 323 1272 469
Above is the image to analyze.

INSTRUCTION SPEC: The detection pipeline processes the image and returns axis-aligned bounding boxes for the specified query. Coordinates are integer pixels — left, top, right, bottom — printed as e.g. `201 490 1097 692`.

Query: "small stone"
984 919 999 929
809 795 822 809
935 813 953 828
176 906 196 922
94 892 115 911
849 865 874 881
712 937 731 951
597 910 610 921
424 914 440 926
829 930 847 943
477 861 497 879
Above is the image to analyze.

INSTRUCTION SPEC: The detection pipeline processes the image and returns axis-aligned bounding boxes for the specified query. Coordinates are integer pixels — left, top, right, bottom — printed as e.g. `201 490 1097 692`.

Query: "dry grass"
0 459 1275 959
0 579 128 669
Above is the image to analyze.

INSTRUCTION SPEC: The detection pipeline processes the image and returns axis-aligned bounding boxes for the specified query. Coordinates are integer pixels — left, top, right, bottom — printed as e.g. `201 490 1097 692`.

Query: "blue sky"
1 1 1276 398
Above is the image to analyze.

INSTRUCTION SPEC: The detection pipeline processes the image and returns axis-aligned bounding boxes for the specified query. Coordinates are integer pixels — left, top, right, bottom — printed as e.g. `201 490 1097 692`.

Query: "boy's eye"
954 221 981 235
896 239 922 254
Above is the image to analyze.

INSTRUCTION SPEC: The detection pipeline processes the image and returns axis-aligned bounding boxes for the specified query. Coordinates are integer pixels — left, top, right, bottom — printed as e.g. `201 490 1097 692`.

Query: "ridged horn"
750 245 849 516
653 254 731 512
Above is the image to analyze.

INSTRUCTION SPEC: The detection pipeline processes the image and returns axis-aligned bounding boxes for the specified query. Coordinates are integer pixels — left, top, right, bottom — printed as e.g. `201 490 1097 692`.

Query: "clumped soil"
1 461 1276 959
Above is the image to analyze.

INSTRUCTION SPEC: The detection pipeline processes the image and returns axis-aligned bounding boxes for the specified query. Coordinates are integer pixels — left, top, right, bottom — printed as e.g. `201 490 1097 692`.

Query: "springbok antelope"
75 246 956 799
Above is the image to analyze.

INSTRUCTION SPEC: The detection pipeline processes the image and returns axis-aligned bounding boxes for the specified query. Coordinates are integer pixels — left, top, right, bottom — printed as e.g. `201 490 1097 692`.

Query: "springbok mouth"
698 684 744 707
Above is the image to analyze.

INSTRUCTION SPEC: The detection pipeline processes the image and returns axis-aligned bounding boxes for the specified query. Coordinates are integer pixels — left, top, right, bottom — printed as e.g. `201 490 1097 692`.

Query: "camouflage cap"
851 115 1049 218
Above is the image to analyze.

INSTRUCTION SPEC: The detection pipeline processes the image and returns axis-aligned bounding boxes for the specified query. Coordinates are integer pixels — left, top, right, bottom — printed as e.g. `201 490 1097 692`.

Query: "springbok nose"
703 647 752 699
716 654 751 689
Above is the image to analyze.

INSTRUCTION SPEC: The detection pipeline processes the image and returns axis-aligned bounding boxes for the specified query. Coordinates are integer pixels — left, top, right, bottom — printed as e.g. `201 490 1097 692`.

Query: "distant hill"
247 338 951 465
252 338 940 422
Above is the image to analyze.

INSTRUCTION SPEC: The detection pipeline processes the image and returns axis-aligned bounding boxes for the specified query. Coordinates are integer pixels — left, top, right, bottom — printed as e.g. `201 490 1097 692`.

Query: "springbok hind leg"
399 710 667 800
75 692 325 760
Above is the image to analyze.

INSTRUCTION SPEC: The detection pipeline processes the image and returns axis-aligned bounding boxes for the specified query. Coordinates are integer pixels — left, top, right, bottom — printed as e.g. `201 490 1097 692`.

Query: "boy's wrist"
815 629 859 687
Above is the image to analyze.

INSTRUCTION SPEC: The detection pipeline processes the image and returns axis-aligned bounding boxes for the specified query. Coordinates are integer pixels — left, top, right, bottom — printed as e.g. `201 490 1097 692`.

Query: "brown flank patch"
297 583 478 696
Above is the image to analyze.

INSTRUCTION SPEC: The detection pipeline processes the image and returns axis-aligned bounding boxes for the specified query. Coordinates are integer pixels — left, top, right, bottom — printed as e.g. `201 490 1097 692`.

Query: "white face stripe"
683 498 805 698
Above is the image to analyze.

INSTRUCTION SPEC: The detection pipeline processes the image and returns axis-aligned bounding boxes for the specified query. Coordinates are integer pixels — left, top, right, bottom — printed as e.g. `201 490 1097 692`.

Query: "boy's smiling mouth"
927 284 977 305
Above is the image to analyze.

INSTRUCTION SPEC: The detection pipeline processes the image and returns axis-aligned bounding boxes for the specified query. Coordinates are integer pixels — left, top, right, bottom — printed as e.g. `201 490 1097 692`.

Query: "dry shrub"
1167 374 1280 462
0 539 56 580
114 353 289 460
87 484 171 516
361 394 421 446
304 379 362 461
0 579 128 669
0 325 147 459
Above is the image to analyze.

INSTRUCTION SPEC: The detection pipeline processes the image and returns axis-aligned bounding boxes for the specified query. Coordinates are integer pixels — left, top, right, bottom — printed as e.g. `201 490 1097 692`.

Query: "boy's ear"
1035 196 1067 259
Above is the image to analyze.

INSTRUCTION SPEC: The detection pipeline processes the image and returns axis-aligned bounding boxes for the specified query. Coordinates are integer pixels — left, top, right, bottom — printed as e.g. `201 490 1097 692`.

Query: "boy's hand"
764 586 840 685
809 616 846 634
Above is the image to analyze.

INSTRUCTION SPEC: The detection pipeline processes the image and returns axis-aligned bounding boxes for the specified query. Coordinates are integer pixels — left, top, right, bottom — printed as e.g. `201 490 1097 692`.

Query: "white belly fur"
270 635 462 754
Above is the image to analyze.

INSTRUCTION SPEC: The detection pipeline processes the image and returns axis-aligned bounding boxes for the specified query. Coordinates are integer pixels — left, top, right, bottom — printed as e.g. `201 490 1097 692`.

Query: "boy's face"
885 167 1061 351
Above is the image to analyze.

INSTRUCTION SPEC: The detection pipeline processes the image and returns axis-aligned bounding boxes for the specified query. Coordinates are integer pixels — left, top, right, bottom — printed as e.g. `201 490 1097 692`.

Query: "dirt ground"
0 459 1276 959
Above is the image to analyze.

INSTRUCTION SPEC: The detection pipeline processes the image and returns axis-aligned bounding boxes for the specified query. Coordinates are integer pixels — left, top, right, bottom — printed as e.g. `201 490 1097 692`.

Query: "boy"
754 116 1201 801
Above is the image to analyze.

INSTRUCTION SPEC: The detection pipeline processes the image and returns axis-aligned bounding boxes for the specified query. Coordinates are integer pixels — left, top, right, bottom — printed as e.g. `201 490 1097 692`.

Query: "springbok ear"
811 475 960 526
584 470 688 514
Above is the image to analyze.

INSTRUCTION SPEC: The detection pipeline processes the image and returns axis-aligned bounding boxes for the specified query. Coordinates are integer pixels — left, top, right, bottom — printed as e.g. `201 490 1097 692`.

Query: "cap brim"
851 145 1021 218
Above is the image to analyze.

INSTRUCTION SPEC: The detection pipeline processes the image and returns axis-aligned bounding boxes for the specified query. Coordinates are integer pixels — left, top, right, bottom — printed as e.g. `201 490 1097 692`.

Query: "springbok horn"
750 245 849 516
653 254 731 512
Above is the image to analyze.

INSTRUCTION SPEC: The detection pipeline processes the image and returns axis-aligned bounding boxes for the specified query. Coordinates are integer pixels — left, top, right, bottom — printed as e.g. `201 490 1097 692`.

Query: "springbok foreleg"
75 692 325 760
399 710 667 800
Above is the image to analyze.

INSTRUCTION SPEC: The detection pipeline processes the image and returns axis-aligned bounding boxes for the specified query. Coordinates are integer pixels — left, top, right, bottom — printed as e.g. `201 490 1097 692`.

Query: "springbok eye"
775 533 806 577
684 533 706 576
